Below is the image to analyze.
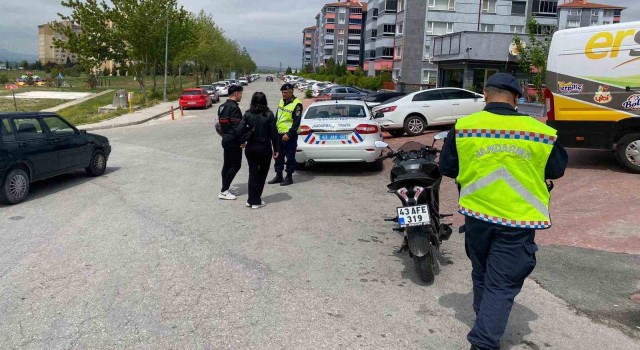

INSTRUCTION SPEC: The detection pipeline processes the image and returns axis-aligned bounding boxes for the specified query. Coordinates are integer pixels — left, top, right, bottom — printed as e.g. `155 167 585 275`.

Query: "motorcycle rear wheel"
413 254 436 284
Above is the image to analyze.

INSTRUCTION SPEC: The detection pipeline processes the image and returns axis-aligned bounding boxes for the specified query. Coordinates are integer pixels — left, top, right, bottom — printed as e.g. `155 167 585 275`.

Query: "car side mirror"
374 112 384 119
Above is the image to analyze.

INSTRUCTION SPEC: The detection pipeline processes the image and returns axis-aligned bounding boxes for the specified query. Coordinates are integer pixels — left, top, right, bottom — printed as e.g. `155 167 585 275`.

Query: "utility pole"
163 3 170 102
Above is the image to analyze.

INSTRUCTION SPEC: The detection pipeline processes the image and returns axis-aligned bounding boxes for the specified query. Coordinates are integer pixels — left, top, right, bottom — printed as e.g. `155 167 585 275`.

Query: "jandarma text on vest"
475 144 532 161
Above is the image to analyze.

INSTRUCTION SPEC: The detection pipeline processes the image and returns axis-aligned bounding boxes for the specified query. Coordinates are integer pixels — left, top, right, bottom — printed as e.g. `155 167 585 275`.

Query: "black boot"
268 172 283 184
280 174 293 186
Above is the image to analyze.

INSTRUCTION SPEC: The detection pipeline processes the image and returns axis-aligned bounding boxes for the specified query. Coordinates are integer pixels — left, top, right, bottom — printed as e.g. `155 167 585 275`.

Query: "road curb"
80 108 173 131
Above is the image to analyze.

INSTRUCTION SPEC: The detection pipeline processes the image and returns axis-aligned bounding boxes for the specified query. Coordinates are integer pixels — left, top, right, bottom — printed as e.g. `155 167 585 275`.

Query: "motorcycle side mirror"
374 141 389 149
374 112 384 119
434 131 448 140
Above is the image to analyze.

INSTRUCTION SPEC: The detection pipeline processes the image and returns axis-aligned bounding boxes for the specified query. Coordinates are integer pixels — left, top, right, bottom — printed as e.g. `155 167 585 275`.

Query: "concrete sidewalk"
42 89 114 112
79 100 179 131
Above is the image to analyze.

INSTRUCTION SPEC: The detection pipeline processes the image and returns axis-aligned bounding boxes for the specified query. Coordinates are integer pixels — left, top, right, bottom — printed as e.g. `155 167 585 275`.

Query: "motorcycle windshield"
398 141 427 153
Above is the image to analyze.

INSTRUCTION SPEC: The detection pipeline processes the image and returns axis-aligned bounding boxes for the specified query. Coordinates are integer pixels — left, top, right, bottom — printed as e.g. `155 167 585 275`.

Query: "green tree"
285 66 292 75
33 60 43 71
19 60 28 69
4 61 9 69
514 18 553 101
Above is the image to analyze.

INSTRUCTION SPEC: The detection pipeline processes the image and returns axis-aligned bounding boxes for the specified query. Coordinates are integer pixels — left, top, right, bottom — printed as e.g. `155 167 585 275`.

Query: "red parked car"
179 88 212 109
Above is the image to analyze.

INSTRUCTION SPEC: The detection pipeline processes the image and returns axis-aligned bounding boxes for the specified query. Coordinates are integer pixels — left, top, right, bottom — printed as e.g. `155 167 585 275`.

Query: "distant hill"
257 66 283 73
0 48 39 63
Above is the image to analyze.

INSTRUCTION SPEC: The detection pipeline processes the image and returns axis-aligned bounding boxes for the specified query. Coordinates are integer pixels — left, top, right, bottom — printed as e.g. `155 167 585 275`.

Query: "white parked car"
372 88 485 137
213 82 229 96
296 100 384 170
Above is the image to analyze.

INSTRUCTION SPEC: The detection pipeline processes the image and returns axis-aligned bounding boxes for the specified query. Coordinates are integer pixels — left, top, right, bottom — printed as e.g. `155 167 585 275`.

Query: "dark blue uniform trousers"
274 134 298 174
464 216 538 350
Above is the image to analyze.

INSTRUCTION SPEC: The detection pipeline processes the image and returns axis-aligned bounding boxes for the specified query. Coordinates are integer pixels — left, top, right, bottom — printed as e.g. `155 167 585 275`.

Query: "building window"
511 25 524 34
536 24 557 35
397 22 404 35
395 46 403 58
422 69 437 85
480 24 494 32
326 28 334 34
385 0 398 13
349 29 361 35
327 18 335 24
350 7 362 14
568 9 581 16
591 21 599 26
532 0 558 15
382 47 394 58
398 0 405 12
371 29 378 39
338 39 345 46
603 21 611 25
348 18 362 25
426 22 453 35
567 20 580 28
339 14 346 24
339 29 345 35
591 9 599 17
424 37 432 59
372 8 379 18
369 50 376 60
511 1 527 15
604 10 613 17
347 49 360 55
348 39 361 45
339 7 346 13
327 7 336 13
482 0 496 14
428 0 455 11
326 39 334 45
383 24 396 36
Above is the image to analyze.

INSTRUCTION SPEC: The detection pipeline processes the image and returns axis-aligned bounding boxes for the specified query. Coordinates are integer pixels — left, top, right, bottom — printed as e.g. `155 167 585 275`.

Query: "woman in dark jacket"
243 92 279 209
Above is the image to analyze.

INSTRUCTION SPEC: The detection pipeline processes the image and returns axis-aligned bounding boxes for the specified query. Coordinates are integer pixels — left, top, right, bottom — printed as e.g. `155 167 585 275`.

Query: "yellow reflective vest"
276 98 302 134
455 111 558 229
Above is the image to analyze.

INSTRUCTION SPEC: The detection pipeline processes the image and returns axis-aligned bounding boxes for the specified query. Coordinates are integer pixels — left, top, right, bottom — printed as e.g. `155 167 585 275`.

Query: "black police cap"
486 73 524 98
228 85 243 94
280 83 294 91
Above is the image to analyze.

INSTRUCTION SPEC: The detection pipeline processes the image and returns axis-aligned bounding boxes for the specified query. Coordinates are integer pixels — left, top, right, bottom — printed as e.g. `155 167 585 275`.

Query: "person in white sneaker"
217 85 247 200
243 92 279 209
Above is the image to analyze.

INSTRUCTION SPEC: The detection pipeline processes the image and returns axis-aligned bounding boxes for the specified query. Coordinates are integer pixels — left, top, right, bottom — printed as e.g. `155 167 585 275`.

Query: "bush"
0 74 8 84
305 89 313 98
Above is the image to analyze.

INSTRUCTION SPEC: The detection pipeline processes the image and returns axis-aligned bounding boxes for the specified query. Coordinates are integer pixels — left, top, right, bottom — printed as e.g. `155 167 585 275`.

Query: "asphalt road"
0 80 638 349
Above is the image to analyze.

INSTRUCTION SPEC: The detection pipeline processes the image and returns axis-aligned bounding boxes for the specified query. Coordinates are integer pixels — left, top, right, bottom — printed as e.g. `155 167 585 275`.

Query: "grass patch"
0 96 66 112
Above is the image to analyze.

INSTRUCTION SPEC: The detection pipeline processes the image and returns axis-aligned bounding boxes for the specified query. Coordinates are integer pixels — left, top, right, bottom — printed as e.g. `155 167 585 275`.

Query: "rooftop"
558 0 626 10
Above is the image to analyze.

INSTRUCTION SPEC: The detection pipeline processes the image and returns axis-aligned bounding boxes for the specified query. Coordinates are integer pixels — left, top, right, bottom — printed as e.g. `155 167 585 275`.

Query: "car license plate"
319 133 348 141
396 205 430 228
188 101 196 105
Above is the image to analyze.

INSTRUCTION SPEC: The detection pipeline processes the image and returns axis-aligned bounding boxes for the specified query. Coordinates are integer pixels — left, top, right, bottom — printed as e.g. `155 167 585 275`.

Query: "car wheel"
388 130 405 138
615 133 640 173
404 115 426 136
0 168 30 205
86 150 107 177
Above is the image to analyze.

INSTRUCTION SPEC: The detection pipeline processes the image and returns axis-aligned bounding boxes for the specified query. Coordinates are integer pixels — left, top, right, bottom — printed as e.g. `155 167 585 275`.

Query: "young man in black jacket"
217 85 245 200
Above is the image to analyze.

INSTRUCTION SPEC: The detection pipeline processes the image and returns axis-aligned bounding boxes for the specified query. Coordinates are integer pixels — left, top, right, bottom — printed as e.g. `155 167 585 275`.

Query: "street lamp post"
163 5 170 102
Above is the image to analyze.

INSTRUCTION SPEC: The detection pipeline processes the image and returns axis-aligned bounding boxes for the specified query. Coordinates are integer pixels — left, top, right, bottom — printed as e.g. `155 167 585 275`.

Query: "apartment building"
38 21 80 65
557 0 625 30
302 26 315 68
308 0 367 71
363 0 398 76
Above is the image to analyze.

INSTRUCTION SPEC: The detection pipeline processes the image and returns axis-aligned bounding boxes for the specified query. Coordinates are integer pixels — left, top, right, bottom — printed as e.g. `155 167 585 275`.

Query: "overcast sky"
0 0 638 68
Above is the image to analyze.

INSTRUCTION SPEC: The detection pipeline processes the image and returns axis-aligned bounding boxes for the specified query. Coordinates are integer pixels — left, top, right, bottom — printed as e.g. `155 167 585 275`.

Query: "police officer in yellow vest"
268 83 303 186
439 73 567 350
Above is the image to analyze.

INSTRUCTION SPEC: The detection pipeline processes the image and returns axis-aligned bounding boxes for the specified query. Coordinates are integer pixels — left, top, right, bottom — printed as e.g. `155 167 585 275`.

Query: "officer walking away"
267 83 303 186
439 73 568 350
218 85 246 200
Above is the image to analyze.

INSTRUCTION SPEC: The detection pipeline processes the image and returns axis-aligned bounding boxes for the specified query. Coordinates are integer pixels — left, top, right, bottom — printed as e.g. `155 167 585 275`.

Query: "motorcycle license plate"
396 205 430 228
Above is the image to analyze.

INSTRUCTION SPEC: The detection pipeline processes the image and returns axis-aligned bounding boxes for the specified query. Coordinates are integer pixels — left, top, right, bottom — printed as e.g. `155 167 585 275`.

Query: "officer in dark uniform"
268 83 303 186
217 85 245 200
439 74 568 350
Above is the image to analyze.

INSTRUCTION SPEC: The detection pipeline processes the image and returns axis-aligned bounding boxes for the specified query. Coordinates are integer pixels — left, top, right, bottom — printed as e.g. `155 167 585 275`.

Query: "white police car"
296 100 384 170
